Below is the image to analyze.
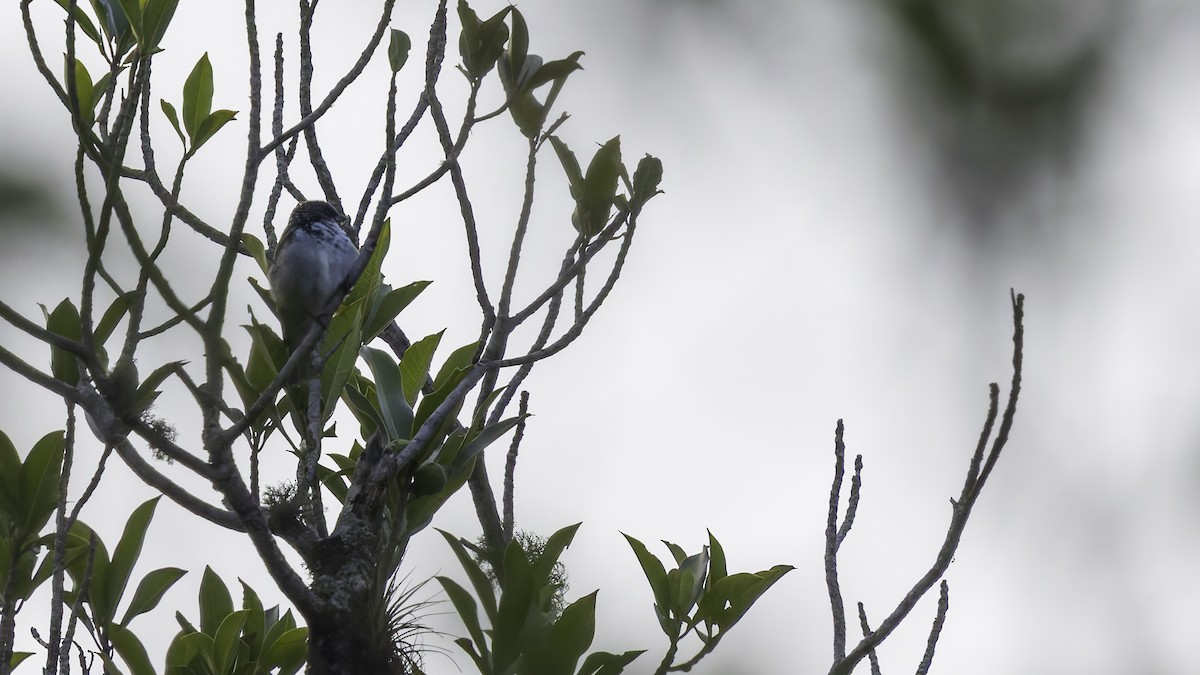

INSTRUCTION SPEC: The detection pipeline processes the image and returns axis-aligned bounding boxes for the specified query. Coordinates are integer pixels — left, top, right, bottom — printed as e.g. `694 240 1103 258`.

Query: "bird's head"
286 200 348 234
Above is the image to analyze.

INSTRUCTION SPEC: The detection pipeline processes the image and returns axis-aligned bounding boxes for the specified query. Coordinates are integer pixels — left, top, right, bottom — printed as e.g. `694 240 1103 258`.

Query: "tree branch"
829 292 1025 675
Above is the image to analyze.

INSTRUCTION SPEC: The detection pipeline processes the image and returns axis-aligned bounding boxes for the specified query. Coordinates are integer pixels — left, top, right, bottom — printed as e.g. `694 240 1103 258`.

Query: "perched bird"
268 200 359 354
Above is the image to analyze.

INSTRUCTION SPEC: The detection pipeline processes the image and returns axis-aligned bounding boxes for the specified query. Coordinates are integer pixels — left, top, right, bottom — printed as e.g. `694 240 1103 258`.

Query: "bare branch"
825 419 849 662
265 32 301 254
44 404 78 673
428 80 494 323
508 215 626 327
836 454 863 550
259 0 398 159
502 392 529 540
855 603 882 675
487 219 637 369
297 0 340 205
498 137 540 320
971 290 1024 500
119 166 237 249
0 300 91 361
830 293 1025 675
485 244 572 426
915 581 950 675
0 343 80 403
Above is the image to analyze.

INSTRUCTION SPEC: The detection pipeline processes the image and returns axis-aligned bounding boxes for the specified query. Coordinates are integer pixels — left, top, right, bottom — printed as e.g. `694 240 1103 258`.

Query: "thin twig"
829 293 1025 675
855 603 882 675
0 343 80 402
915 581 950 675
502 392 529 540
258 0 399 158
44 404 76 674
825 419 848 661
836 455 863 551
508 213 629 327
486 219 637 368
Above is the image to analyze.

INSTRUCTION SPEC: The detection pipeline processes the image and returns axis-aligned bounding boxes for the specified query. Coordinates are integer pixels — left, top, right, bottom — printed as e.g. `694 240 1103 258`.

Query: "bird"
268 200 359 356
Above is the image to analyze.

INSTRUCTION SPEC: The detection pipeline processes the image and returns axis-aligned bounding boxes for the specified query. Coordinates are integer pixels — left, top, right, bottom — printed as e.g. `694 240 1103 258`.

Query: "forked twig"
827 292 1024 675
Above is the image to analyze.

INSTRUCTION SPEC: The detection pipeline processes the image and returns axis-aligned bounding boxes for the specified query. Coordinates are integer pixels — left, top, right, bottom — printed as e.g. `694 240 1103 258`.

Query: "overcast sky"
3 1 1200 673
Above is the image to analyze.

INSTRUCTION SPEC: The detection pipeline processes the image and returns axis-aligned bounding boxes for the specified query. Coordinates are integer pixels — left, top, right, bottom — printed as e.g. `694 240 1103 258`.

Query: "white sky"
3 0 1200 673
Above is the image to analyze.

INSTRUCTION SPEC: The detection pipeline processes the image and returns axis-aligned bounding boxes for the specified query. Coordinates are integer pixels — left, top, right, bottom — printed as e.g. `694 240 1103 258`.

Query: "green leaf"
160 99 186 146
663 541 687 566
129 360 181 417
404 450 473 535
457 0 481 69
213 609 250 674
315 463 350 505
530 523 580 587
95 293 135 345
523 51 584 92
460 3 511 78
438 530 499 622
362 346 413 440
261 625 307 675
388 28 412 72
431 341 479 392
318 299 365 422
411 340 478 441
696 531 727 626
67 58 96 127
109 623 156 675
709 565 794 633
94 70 113 102
62 521 110 589
622 534 670 623
343 219 390 310
342 380 384 439
112 0 141 39
53 0 104 47
509 90 545 139
189 109 238 154
199 566 234 636
238 581 266 656
7 653 34 672
452 637 490 675
708 532 728 582
676 547 709 616
259 609 299 662
436 576 490 662
632 154 664 207
507 8 529 81
575 137 622 237
44 298 83 385
182 53 214 141
243 320 287 398
89 497 158 624
456 414 525 470
16 432 65 549
94 0 135 55
362 280 430 341
549 591 598 672
140 0 179 51
0 536 44 604
576 649 646 675
166 631 215 674
30 529 89 597
0 430 21 522
493 539 535 672
399 331 442 406
549 136 584 200
241 233 269 275
104 494 159 614
120 567 186 625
